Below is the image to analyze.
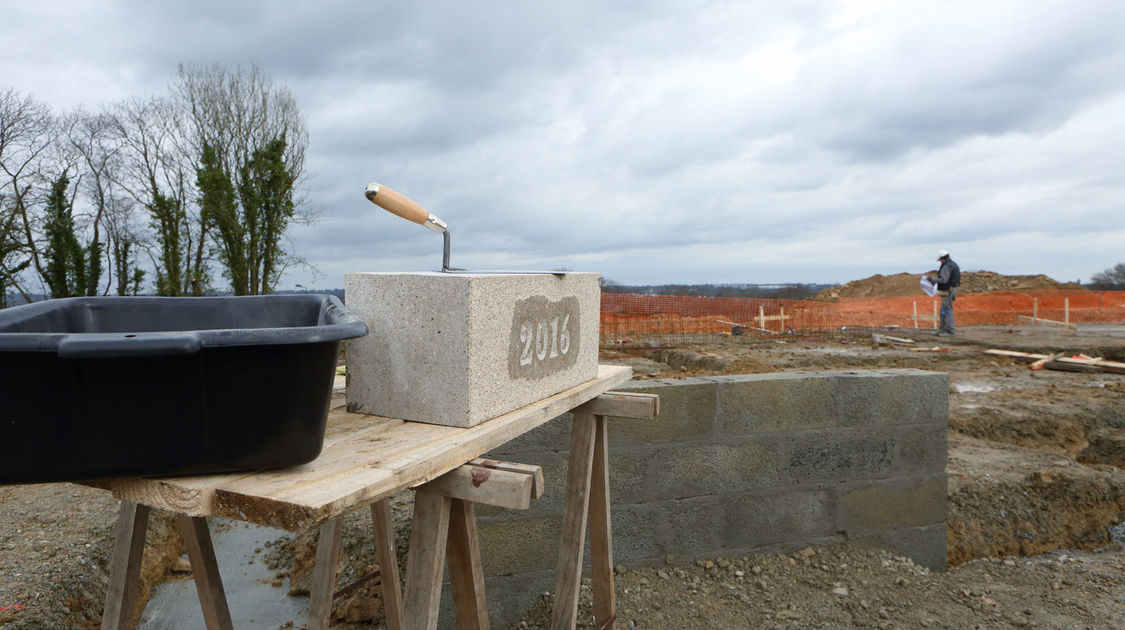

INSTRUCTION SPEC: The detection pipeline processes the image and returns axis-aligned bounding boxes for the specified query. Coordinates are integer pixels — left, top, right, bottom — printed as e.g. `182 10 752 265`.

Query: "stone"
345 271 600 426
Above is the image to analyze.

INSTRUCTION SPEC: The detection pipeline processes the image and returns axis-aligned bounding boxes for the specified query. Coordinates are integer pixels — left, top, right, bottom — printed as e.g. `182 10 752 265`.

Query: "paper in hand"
920 276 937 297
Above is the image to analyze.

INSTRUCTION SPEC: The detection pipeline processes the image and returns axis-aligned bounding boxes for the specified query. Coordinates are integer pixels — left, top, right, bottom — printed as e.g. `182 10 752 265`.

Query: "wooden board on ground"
983 349 1125 374
85 365 631 531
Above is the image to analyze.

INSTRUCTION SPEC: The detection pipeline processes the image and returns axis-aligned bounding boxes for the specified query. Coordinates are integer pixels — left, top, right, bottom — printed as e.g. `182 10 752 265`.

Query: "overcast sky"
4 0 1124 288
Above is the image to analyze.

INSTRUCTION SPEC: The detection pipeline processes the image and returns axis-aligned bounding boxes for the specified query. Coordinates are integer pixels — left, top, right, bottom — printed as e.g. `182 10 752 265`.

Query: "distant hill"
814 271 1084 300
602 283 835 300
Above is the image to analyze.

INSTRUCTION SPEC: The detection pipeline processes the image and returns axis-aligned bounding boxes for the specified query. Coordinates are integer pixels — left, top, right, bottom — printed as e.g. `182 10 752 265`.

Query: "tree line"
0 63 309 308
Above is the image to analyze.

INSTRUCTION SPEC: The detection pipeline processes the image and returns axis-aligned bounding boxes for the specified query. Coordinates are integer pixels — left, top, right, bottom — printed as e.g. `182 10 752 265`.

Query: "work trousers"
939 289 957 334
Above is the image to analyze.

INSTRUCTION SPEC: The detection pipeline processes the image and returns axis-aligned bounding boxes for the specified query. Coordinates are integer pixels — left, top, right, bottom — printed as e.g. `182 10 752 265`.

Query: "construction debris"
872 333 915 346
984 349 1125 374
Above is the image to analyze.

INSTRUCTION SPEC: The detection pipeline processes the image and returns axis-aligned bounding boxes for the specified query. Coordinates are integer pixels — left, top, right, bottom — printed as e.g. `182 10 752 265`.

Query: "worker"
928 250 961 336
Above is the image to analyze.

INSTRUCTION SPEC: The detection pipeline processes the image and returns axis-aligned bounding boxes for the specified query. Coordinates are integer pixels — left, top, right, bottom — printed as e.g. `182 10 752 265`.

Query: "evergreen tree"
42 172 87 298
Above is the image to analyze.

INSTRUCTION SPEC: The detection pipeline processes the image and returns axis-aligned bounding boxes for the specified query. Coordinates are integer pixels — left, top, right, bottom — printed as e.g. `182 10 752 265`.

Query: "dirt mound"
817 270 1084 299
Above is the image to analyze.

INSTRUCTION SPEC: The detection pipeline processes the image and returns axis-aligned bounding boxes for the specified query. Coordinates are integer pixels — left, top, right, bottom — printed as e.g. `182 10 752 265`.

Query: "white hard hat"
936 249 950 260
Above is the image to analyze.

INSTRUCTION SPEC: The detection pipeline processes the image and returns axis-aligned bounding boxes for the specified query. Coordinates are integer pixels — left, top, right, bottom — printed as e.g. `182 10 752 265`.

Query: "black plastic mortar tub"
0 295 368 484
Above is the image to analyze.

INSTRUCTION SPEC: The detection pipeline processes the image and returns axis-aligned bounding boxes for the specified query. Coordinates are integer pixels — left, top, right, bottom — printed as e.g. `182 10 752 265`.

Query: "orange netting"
600 290 1125 346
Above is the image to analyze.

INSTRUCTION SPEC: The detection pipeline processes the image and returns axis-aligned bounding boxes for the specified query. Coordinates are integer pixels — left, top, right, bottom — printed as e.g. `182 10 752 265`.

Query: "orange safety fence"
601 290 1125 346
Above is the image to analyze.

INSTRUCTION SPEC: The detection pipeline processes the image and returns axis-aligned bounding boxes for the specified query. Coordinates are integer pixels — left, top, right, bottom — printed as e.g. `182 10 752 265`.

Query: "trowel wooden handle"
365 183 430 225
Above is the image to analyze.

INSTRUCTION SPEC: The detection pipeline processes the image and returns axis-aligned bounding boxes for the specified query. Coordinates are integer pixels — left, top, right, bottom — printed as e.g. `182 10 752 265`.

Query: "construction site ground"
2 324 1124 629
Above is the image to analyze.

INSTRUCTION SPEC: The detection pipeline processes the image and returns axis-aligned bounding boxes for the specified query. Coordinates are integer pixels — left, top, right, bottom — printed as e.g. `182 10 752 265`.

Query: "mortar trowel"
364 183 564 275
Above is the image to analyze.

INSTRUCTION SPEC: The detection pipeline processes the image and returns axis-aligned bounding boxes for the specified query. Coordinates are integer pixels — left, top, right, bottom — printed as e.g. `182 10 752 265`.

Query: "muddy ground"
1 324 1123 628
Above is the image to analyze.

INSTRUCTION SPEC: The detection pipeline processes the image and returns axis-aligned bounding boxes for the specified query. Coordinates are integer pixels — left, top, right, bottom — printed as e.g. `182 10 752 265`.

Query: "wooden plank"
402 490 452 630
176 516 233 630
308 519 343 630
588 417 616 630
550 412 598 630
446 499 490 630
212 365 631 530
1030 352 1065 371
572 391 660 419
470 459 545 500
101 501 149 630
371 499 403 630
1017 315 1077 330
418 464 534 510
984 349 1125 374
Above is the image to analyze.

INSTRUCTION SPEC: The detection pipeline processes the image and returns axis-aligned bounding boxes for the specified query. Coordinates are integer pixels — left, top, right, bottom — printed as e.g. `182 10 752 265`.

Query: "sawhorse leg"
307 497 406 630
551 412 615 630
101 502 232 630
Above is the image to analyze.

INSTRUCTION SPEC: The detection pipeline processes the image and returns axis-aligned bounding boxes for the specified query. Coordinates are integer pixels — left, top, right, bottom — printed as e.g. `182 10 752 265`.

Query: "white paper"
920 275 937 297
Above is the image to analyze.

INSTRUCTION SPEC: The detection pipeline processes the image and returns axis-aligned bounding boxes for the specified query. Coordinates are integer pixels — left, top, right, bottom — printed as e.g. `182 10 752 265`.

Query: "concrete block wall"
456 369 948 626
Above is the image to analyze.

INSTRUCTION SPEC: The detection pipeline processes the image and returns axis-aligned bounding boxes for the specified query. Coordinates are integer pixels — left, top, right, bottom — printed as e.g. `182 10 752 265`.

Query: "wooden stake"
913 301 918 328
550 412 598 630
176 515 233 630
446 499 489 630
308 519 343 630
371 499 403 630
102 501 150 630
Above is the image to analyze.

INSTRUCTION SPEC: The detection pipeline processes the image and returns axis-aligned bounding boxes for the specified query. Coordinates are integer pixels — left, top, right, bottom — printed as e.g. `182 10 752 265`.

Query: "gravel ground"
513 543 1125 629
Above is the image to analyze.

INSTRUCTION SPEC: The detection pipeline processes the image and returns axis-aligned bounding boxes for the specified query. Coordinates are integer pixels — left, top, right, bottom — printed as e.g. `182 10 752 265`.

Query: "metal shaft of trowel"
364 183 461 272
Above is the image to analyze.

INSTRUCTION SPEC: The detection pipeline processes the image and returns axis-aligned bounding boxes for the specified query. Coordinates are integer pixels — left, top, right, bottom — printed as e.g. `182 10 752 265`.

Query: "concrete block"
898 425 948 475
715 372 839 435
648 438 781 500
721 489 835 547
659 496 724 558
853 523 948 571
837 369 948 428
345 272 599 426
785 429 896 484
487 411 573 455
609 503 665 564
476 515 562 575
839 474 947 533
611 378 718 444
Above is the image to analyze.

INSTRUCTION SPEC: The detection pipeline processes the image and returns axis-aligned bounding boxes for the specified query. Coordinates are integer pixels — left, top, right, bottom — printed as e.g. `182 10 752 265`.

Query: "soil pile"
816 271 1083 299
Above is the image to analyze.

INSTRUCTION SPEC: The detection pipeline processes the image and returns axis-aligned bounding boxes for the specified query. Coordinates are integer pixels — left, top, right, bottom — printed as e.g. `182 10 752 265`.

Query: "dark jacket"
936 258 961 291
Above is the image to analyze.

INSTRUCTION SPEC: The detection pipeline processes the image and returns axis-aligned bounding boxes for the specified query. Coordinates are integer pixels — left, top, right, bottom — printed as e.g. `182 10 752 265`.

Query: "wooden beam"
102 501 150 630
371 499 403 630
446 499 490 630
469 459 545 500
402 490 452 630
572 391 660 419
1017 315 1077 330
550 412 598 630
176 516 233 630
588 417 616 630
418 463 536 511
308 519 343 630
983 349 1125 374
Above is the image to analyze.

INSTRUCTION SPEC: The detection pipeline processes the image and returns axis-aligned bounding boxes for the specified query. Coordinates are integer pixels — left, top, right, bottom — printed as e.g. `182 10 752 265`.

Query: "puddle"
140 519 304 628
953 382 1000 393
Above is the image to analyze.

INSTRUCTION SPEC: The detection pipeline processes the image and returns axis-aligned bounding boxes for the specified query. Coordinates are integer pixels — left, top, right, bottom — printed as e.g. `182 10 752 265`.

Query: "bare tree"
0 89 55 302
174 63 310 294
109 96 206 295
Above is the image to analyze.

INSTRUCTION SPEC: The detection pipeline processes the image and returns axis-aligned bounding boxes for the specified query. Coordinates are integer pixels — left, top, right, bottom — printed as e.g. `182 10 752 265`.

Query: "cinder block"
898 425 948 475
786 429 896 484
487 412 573 455
853 523 947 571
721 489 835 547
839 474 947 533
648 438 781 500
837 370 948 427
345 272 599 426
659 496 724 558
609 503 665 563
610 378 718 444
475 571 555 630
715 372 839 435
476 515 562 575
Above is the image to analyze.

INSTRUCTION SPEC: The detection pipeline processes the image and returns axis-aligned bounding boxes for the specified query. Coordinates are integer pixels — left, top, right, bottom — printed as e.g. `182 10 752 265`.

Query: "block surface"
345 272 599 426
